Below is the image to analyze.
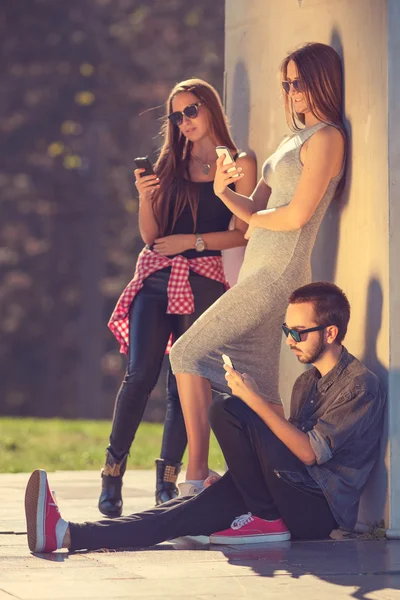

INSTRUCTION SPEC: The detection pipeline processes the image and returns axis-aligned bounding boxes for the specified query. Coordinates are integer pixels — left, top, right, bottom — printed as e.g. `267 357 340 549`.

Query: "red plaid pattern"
108 248 229 354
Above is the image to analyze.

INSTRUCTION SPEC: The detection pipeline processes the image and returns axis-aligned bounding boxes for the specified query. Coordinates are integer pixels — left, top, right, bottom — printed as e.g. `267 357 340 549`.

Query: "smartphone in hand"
134 156 155 177
215 146 238 177
222 353 235 369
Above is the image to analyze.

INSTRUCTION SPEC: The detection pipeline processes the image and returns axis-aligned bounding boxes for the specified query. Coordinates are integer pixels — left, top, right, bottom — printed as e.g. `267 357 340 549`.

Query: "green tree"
0 0 224 418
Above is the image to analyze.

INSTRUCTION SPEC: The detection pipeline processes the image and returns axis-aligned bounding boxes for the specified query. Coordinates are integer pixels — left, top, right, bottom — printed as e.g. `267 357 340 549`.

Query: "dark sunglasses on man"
168 103 203 127
282 323 325 343
281 80 304 94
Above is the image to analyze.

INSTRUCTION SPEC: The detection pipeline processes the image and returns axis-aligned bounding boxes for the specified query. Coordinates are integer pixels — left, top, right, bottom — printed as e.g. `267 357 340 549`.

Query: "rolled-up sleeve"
307 428 333 465
307 387 383 465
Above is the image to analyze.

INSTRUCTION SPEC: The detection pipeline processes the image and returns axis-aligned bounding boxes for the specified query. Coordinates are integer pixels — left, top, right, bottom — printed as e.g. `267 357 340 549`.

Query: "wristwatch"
194 233 206 252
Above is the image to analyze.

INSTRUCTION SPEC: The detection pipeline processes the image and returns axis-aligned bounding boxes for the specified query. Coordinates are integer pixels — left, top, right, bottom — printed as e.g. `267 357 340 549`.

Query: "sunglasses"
168 103 203 127
282 323 325 343
281 79 305 94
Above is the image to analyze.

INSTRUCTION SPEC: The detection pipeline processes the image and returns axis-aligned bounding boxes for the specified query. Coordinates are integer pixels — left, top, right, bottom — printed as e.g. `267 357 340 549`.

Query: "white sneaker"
178 469 221 497
204 469 221 487
178 482 203 496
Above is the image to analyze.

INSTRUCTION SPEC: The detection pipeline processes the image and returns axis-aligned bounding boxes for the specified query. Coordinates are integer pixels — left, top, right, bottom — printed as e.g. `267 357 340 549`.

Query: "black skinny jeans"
70 395 337 550
109 268 225 461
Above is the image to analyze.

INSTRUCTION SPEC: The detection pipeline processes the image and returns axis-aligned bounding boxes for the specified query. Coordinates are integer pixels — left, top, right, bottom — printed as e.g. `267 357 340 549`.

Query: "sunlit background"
0 0 225 421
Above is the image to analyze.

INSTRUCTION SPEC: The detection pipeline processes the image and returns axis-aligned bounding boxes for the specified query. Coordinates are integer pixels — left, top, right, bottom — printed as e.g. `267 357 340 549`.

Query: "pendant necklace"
191 152 216 175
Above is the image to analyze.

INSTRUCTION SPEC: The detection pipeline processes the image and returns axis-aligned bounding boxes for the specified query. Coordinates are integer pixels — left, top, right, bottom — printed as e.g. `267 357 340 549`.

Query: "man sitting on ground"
25 281 385 552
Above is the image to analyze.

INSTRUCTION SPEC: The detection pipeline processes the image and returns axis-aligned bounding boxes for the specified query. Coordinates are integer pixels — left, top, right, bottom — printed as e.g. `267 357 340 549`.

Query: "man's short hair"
288 281 351 344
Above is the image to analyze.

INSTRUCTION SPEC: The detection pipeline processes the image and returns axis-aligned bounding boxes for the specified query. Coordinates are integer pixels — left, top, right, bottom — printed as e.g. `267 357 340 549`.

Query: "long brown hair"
281 43 346 139
151 79 237 236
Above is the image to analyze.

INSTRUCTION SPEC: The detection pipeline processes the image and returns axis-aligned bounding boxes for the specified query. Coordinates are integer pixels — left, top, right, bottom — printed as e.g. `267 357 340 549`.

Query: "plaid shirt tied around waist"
108 247 229 354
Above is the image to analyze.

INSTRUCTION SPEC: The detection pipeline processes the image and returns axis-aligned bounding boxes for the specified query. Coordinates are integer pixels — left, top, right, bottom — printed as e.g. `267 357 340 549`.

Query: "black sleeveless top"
166 181 234 259
164 153 239 259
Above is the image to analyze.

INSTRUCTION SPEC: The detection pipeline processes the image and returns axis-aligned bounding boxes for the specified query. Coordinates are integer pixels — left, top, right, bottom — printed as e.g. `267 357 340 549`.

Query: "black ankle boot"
98 449 128 518
155 458 182 506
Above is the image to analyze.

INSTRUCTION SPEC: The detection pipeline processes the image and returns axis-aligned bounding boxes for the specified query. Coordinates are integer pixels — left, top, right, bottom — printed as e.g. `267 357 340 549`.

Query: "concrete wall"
387 0 400 534
225 0 397 530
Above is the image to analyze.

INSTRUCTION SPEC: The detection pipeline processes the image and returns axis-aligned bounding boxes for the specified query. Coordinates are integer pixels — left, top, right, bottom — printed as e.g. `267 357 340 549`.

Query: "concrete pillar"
386 0 400 537
224 0 399 533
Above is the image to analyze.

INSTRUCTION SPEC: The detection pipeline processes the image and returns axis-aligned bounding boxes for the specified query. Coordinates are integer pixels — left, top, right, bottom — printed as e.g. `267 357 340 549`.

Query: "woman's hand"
134 168 160 202
244 215 256 240
153 234 195 256
213 155 244 197
244 221 256 240
224 364 260 402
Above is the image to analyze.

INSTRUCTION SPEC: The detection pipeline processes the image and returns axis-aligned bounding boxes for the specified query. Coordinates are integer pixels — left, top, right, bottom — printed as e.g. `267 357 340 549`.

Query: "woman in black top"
99 78 256 516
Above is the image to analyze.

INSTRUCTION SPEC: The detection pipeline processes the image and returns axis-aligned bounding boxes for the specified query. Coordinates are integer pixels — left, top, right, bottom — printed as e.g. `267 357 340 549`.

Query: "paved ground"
1 470 399 599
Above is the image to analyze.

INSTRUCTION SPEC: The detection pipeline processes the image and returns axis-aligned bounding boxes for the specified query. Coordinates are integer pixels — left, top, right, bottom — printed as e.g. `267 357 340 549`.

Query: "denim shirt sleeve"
307 387 381 465
307 428 333 464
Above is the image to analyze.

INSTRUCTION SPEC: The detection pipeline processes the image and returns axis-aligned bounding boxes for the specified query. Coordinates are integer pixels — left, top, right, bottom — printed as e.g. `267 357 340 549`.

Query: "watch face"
196 240 205 251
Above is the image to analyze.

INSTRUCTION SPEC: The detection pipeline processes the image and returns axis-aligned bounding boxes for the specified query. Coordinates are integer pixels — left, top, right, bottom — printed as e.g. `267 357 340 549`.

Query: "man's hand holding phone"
134 156 160 202
223 354 260 403
213 146 244 197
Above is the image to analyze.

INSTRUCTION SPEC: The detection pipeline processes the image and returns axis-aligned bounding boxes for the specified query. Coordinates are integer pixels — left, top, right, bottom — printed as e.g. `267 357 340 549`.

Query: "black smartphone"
134 156 155 177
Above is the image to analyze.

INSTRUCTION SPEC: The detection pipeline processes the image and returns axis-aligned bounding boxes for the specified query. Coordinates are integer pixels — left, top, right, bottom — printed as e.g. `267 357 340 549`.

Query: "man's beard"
291 335 326 364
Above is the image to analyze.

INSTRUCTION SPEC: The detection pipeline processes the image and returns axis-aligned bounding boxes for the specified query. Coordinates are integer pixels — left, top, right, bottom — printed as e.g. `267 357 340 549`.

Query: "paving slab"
0 470 399 599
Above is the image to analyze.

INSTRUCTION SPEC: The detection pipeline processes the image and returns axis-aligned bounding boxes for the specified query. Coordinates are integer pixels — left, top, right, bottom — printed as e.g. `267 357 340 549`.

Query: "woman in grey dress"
169 42 347 493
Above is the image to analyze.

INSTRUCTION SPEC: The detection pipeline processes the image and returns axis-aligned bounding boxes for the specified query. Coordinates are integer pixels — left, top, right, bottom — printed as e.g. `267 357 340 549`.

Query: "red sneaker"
25 469 62 553
210 512 291 545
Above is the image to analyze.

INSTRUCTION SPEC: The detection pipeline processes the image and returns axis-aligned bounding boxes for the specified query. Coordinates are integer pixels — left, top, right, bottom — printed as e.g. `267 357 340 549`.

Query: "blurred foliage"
0 0 224 418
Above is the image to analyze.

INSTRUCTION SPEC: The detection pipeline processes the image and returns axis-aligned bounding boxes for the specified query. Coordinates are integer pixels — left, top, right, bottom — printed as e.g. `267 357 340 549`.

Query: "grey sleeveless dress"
169 123 345 404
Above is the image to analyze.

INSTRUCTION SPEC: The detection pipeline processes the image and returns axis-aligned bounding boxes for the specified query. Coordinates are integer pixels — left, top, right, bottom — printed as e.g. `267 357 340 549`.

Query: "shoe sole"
98 508 122 519
210 531 291 545
25 469 46 553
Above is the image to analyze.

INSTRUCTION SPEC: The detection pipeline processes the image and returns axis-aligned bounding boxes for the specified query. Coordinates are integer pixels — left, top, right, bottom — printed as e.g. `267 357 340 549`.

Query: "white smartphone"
222 353 235 369
215 146 239 177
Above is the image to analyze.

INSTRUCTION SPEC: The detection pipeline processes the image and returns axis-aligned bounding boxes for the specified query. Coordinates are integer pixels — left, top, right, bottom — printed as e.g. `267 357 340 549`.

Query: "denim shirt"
285 347 385 530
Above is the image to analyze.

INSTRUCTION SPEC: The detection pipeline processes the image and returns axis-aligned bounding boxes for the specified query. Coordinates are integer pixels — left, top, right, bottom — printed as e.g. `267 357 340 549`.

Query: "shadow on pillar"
311 28 352 283
223 60 255 286
228 60 254 158
357 277 388 528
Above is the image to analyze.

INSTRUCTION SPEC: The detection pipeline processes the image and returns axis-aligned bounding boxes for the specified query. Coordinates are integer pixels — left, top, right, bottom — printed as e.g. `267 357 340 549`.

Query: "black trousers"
109 268 225 461
70 395 337 550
